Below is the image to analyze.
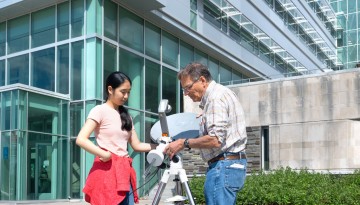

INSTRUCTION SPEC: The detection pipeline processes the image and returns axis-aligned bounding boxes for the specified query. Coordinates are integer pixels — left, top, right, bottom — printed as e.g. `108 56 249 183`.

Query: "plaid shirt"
199 81 247 162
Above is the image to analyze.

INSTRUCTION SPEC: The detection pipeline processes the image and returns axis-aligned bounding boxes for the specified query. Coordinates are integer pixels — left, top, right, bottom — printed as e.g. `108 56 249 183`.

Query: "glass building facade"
329 0 360 69
0 0 252 201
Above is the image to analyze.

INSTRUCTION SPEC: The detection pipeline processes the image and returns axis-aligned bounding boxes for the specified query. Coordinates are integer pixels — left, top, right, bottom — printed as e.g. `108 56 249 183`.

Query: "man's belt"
208 152 246 166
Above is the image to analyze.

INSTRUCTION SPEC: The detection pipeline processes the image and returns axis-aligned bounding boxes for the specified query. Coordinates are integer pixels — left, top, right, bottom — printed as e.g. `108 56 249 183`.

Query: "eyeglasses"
182 78 199 93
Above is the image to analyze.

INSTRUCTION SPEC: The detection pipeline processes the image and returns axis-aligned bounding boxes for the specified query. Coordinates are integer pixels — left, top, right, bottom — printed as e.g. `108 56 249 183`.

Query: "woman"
76 71 156 205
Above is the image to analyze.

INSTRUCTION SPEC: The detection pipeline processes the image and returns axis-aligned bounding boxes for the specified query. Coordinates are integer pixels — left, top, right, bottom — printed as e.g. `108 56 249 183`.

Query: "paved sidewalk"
0 198 177 205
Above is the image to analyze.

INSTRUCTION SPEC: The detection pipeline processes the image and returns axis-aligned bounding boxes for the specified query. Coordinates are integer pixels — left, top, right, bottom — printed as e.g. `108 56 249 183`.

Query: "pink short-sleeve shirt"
87 103 132 156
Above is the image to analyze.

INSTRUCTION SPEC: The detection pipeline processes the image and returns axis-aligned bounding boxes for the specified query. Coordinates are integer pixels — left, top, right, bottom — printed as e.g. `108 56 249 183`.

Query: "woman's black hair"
105 71 133 131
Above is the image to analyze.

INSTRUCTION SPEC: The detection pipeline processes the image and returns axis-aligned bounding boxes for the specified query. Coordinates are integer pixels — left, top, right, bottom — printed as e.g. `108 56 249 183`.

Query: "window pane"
71 41 84 100
57 2 69 41
55 133 70 199
85 38 102 99
0 131 10 200
104 42 117 94
61 100 68 135
145 60 160 112
16 90 28 130
348 0 356 13
229 17 240 42
180 41 194 68
219 63 231 85
0 22 5 56
86 0 102 35
70 102 84 138
70 138 82 198
208 57 219 82
119 49 144 110
348 13 356 30
162 31 179 68
127 109 145 193
7 15 29 54
31 6 55 48
145 22 160 60
0 60 4 86
57 44 69 94
190 11 197 30
71 0 84 38
28 92 60 133
8 54 29 85
104 0 117 41
32 48 55 91
348 45 357 62
162 67 178 114
204 0 221 29
1 92 11 130
194 48 208 65
119 7 144 53
232 69 243 82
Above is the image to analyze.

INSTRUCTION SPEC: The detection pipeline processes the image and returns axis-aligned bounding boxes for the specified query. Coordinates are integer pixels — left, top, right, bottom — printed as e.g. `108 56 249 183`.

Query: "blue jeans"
118 185 135 205
204 157 247 205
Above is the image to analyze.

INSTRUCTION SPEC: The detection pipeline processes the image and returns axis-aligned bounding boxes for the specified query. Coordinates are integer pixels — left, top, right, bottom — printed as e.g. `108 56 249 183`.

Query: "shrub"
188 167 360 205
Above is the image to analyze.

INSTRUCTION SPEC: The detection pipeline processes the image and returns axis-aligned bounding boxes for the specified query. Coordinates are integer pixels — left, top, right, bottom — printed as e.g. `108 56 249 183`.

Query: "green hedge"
188 167 360 205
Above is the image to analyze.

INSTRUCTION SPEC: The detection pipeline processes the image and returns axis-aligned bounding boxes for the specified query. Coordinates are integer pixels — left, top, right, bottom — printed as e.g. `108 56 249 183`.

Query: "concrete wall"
183 68 360 173
229 68 360 172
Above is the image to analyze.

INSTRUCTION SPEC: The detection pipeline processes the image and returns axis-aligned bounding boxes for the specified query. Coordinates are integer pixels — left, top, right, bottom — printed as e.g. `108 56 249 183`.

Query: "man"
164 62 247 205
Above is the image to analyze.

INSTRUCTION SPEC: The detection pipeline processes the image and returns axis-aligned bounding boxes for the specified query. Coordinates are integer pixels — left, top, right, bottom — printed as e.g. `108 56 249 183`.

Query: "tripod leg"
177 169 196 205
174 176 184 205
182 181 195 205
152 170 170 205
152 182 167 205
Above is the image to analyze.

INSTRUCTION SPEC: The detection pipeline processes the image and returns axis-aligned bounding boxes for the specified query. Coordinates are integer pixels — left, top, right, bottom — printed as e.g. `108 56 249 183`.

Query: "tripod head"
147 99 200 167
147 99 173 167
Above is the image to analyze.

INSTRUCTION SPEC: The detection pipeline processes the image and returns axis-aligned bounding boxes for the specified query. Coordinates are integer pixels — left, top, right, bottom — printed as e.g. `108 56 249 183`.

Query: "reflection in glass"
71 0 84 38
145 60 160 113
57 2 69 41
0 60 4 86
57 44 69 94
162 67 178 114
32 48 55 91
104 0 118 41
71 41 84 100
119 7 144 53
70 138 81 199
119 49 144 110
208 57 219 82
104 42 117 95
7 15 29 54
143 113 160 195
145 22 161 60
194 49 208 65
0 131 11 200
180 41 194 68
128 109 145 195
31 6 55 48
8 54 29 85
219 63 232 85
70 102 83 137
162 31 179 68
0 22 5 56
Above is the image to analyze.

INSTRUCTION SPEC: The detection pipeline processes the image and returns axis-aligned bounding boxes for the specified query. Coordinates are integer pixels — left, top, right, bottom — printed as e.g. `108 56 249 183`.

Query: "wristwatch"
184 139 191 150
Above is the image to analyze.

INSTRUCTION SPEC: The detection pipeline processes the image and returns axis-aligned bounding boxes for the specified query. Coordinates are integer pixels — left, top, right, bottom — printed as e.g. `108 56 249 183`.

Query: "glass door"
29 143 52 200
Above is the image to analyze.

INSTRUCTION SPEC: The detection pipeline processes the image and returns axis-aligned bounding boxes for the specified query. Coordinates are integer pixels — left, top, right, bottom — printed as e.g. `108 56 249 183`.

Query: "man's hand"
164 139 185 159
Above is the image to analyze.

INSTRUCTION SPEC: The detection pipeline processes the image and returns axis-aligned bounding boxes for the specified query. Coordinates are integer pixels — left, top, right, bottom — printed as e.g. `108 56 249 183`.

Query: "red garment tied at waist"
83 154 139 204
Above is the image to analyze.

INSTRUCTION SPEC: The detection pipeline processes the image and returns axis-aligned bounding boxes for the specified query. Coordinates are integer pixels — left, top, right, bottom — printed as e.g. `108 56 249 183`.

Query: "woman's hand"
99 151 112 162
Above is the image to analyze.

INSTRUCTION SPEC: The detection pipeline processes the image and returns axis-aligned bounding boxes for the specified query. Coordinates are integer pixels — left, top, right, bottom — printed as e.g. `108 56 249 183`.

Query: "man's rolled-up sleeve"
205 98 229 144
